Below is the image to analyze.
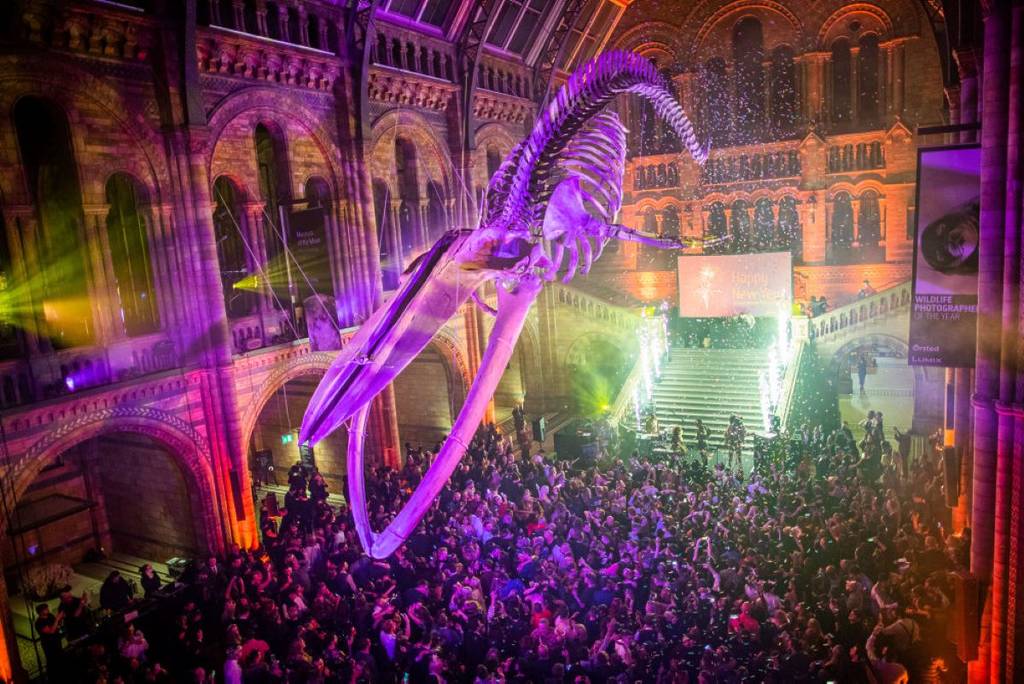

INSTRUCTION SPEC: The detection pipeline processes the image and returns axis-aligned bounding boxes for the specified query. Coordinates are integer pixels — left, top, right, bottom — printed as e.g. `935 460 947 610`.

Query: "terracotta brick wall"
95 435 197 560
394 347 454 448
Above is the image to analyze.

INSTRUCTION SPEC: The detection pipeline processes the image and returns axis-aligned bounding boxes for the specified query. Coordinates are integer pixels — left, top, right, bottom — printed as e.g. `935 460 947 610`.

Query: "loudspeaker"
943 446 960 507
532 416 546 443
553 430 578 459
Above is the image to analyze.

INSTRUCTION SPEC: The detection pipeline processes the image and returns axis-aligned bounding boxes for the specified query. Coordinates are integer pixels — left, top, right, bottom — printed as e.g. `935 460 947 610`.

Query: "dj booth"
552 419 614 468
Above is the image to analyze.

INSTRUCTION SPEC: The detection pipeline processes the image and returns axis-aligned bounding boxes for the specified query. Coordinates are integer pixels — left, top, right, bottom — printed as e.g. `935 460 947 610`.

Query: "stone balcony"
196 24 341 90
19 0 155 63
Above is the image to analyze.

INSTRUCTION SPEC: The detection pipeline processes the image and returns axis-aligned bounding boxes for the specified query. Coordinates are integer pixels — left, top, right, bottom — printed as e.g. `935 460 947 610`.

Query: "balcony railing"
371 23 456 82
633 161 679 190
827 141 886 173
0 332 178 408
810 281 912 342
702 150 801 185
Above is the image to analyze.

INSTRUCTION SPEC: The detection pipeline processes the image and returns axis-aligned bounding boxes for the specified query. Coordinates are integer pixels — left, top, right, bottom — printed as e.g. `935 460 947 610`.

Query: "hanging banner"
909 145 981 367
289 206 332 299
677 251 792 317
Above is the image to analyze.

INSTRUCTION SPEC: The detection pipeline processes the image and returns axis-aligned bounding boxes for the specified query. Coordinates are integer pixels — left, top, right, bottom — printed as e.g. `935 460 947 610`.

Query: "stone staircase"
652 347 771 457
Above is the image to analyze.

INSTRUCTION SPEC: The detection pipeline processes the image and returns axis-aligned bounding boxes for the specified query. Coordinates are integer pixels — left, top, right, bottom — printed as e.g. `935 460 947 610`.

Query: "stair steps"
652 348 770 458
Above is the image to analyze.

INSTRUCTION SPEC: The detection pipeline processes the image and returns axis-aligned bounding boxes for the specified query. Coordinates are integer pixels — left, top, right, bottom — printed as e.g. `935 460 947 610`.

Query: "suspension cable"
259 205 342 334
213 187 301 341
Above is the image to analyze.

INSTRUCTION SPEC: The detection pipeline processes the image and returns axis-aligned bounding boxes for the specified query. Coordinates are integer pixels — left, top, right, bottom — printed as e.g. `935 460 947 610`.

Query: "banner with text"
677 252 792 317
909 145 980 367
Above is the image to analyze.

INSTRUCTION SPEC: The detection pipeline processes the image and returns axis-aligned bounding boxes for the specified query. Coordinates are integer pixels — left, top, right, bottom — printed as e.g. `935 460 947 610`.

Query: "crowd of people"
45 415 966 683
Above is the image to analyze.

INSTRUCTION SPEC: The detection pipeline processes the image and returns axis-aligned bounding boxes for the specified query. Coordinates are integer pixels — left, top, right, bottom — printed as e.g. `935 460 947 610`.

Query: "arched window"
212 177 254 319
667 162 679 186
753 198 775 251
106 174 159 336
254 124 290 264
831 39 853 129
307 14 321 50
706 203 728 253
486 146 503 181
770 46 798 138
197 0 211 25
395 138 420 255
730 200 752 253
287 7 301 44
216 0 234 29
326 21 338 54
662 206 681 238
243 0 259 34
732 17 765 144
700 58 731 147
14 97 93 348
639 207 659 265
642 207 658 234
266 2 281 40
426 181 447 243
831 192 854 248
777 196 802 262
857 34 881 127
372 179 399 290
858 190 881 247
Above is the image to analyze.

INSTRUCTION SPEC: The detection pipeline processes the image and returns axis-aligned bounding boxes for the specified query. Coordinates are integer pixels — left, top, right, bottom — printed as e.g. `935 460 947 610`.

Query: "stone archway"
0 407 220 680
238 351 337 454
829 333 939 435
9 406 221 554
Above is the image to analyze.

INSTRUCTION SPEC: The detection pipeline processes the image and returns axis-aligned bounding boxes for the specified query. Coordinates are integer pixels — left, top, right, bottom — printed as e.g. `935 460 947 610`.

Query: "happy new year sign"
677 251 792 317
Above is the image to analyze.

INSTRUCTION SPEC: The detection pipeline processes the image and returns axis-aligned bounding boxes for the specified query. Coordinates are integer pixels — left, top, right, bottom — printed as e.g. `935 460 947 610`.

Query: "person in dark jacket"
140 563 162 598
99 570 134 612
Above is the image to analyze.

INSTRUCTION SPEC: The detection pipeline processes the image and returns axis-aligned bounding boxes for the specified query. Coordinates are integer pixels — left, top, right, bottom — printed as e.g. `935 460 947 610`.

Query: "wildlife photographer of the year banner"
677 252 792 318
909 144 981 367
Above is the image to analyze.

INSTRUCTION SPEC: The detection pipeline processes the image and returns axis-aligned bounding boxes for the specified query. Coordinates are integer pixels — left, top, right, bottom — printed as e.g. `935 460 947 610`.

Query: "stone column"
297 7 310 46
3 206 43 355
277 10 290 42
318 21 329 52
970 7 1012 682
877 193 887 251
725 63 736 141
673 71 697 122
319 200 349 328
956 48 980 143
990 6 1024 680
890 40 906 119
850 195 861 248
801 194 825 264
174 128 256 551
153 203 188 345
386 198 401 273
952 49 978 534
417 195 430 249
243 201 270 318
82 203 121 343
233 1 245 31
210 0 223 25
256 1 268 36
141 204 176 336
803 52 827 128
850 46 860 125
